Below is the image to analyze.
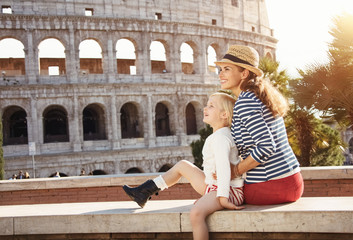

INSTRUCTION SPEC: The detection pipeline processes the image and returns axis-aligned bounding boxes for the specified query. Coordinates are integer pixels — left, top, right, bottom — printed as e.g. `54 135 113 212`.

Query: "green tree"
258 57 345 166
310 121 345 166
285 107 314 166
259 57 291 97
0 114 4 180
293 13 353 130
285 106 345 166
190 125 213 169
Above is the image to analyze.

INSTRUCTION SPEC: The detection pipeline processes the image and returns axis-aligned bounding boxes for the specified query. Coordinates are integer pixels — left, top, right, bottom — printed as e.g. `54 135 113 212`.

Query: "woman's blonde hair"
210 91 236 127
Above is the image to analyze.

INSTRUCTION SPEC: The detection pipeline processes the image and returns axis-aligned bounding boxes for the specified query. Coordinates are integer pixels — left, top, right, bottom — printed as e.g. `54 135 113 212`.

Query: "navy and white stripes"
231 91 299 184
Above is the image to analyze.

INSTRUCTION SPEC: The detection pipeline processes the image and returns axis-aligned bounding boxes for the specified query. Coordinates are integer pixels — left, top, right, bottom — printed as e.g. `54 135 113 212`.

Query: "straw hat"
215 45 263 77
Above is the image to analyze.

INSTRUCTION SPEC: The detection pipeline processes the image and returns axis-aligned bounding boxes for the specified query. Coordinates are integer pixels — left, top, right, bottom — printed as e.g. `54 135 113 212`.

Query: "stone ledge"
0 197 352 236
1 166 352 192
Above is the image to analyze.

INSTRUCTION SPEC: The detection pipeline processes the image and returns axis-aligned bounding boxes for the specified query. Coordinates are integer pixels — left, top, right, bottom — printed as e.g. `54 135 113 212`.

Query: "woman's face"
217 63 246 96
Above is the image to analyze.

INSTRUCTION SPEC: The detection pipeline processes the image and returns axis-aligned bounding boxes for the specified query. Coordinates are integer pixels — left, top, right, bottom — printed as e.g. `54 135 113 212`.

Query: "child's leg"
123 160 205 208
160 160 206 195
190 191 223 240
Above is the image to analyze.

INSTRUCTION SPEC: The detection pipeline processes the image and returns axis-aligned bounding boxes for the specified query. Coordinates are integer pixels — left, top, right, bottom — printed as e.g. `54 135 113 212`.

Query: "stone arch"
265 51 273 60
150 40 167 73
180 42 194 74
89 169 108 175
185 103 197 135
207 44 218 74
155 102 172 136
116 38 137 75
125 167 143 174
120 102 143 139
0 38 26 76
49 172 68 177
185 101 204 135
43 105 69 143
38 38 66 76
158 164 173 172
1 105 28 145
82 103 107 141
79 39 103 74
178 40 200 74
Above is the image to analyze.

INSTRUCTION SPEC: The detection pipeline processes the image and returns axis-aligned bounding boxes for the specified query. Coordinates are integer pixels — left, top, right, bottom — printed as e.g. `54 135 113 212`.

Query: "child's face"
203 95 226 128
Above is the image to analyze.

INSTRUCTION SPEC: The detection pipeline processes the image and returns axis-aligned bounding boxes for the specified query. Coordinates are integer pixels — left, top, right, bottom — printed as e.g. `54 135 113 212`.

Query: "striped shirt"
231 91 300 184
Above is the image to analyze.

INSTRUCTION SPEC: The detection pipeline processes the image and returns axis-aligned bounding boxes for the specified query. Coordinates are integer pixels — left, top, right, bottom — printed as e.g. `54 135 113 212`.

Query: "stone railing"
1 166 352 240
0 166 352 206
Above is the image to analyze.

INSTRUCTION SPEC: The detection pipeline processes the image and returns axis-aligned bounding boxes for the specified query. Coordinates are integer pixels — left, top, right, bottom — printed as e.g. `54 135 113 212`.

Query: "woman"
215 45 304 205
123 91 244 240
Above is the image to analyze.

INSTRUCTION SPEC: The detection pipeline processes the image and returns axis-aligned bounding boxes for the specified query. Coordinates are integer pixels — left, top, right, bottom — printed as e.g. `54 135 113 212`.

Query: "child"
123 91 244 240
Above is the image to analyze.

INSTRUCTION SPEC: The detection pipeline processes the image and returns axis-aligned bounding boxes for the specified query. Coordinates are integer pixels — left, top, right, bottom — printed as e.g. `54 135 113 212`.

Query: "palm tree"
261 57 345 166
259 57 291 97
285 106 314 166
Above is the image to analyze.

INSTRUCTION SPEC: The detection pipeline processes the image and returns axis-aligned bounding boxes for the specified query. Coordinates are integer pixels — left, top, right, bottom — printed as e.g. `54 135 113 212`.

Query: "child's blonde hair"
210 91 236 127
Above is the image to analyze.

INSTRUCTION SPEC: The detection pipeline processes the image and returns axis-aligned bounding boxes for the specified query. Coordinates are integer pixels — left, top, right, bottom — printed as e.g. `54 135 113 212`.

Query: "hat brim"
214 59 263 77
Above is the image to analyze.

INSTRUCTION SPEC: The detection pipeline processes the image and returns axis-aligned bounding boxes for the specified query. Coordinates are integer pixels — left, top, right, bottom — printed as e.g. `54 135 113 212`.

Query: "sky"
265 0 353 78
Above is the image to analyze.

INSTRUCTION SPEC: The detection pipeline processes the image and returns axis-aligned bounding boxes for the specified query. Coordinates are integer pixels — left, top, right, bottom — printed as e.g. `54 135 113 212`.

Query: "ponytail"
239 67 288 117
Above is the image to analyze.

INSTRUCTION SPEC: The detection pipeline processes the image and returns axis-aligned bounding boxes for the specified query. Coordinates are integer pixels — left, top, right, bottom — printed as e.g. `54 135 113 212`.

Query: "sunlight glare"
0 38 25 58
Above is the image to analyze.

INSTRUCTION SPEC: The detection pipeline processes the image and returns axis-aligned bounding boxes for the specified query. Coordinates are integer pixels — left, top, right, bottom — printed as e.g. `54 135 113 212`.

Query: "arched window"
0 38 26 76
349 138 353 154
120 102 142 139
265 52 273 60
116 39 136 75
150 41 166 73
38 38 66 76
43 106 69 143
180 43 194 74
2 106 28 145
49 172 68 177
155 102 171 136
158 164 172 172
186 103 197 135
207 45 217 74
125 167 143 174
79 39 103 74
83 104 106 141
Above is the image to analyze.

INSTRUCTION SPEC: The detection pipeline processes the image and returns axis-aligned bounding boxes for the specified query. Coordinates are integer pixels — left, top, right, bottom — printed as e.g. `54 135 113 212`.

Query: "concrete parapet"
0 166 353 206
0 197 352 239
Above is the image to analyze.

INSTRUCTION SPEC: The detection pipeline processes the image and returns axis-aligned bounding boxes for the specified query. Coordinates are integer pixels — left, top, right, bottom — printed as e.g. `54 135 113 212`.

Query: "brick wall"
303 179 353 197
1 178 353 206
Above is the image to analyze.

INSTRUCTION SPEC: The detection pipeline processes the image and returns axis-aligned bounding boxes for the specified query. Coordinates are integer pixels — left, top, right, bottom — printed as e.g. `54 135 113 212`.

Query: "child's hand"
219 197 245 210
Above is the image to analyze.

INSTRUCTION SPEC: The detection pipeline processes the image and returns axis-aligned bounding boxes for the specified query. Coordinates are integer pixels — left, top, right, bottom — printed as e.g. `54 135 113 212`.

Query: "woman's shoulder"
234 91 262 111
237 91 260 102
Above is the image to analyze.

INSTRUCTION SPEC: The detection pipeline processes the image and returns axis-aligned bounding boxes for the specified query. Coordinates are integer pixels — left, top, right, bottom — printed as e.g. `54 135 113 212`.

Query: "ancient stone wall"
0 0 277 178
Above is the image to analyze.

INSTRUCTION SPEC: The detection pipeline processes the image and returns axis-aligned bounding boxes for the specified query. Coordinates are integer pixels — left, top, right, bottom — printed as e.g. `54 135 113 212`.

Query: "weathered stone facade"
0 0 277 178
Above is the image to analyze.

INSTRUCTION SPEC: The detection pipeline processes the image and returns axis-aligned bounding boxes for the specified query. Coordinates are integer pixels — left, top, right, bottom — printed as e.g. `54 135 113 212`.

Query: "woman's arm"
232 155 260 178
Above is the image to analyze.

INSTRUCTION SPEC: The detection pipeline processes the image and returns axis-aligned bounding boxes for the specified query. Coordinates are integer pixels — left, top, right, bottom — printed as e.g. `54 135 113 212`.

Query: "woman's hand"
212 162 240 180
219 197 245 210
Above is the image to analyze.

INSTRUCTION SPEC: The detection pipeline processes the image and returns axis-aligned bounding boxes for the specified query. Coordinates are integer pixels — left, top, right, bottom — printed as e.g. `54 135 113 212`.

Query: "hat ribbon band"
223 54 254 67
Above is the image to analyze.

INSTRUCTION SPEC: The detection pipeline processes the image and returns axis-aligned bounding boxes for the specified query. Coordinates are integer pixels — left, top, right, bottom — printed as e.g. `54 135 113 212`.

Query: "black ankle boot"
123 179 160 208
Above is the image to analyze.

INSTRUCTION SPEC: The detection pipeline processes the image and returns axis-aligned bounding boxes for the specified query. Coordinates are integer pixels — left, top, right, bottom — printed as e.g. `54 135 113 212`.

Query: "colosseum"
0 0 276 178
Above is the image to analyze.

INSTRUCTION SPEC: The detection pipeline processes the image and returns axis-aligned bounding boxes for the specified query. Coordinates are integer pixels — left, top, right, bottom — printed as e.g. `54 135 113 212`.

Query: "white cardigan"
202 127 244 198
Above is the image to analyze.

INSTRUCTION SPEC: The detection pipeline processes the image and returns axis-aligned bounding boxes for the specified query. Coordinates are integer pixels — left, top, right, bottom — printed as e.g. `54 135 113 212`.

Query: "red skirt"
244 172 304 205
